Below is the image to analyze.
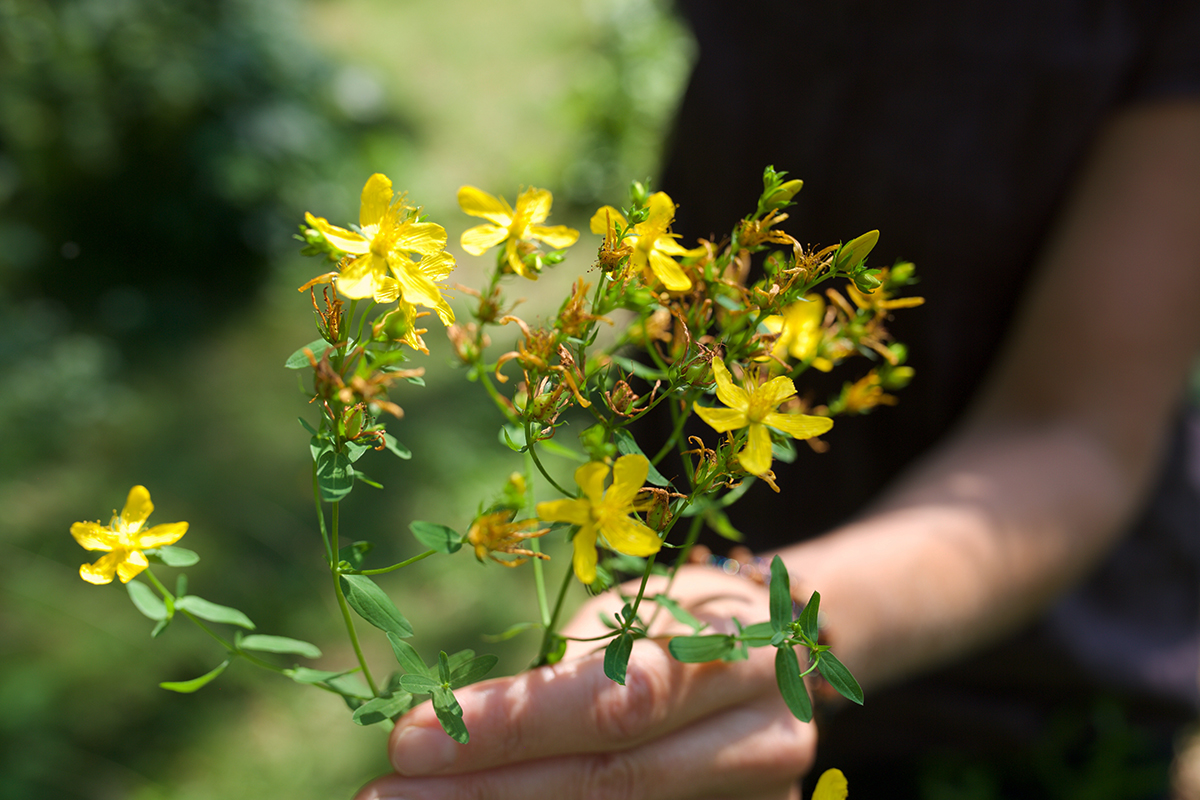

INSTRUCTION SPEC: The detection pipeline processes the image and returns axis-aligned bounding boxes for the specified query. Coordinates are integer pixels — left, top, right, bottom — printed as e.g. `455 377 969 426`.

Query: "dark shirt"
660 0 1200 787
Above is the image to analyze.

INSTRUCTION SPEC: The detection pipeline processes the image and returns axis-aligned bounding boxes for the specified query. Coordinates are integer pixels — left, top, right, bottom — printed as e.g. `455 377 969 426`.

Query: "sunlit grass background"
0 0 692 797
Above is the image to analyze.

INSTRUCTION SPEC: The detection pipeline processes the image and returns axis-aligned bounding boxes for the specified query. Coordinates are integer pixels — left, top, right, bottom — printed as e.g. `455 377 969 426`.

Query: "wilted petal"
763 411 834 440
574 461 610 506
711 358 750 411
70 521 117 552
647 250 692 292
600 515 661 557
116 549 149 583
738 423 774 476
306 213 370 255
457 186 513 226
529 224 579 250
80 550 125 585
120 485 154 531
360 174 394 228
461 224 510 255
571 526 599 584
607 454 648 509
589 206 627 235
138 521 189 549
693 404 749 433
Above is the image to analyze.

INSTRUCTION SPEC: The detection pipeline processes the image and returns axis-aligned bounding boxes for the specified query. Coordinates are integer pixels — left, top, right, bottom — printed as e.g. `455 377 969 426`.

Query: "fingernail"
391 724 458 775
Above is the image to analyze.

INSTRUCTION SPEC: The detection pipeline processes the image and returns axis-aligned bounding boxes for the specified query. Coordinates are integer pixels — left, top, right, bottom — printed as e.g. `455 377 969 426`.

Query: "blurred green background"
0 0 693 797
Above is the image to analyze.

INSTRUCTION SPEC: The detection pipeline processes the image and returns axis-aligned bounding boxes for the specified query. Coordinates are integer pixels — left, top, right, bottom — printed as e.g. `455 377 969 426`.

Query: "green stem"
347 549 436 575
524 450 551 628
524 417 571 496
329 501 379 696
533 566 575 665
313 460 334 564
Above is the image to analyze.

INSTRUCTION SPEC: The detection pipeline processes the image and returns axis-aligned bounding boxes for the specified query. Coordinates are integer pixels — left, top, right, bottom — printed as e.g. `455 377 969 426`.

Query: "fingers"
359 690 814 800
388 636 778 777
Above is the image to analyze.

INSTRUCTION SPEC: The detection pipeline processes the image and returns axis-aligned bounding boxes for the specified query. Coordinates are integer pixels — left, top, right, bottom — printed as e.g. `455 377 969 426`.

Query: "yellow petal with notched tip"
70 521 117 552
571 525 600 584
711 358 750 412
80 550 125 585
360 174 394 228
693 403 748 433
589 205 627 234
137 521 189 549
763 411 833 440
306 213 370 255
536 497 592 527
756 375 798 409
812 768 848 800
461 223 510 255
121 485 154 531
530 224 579 249
117 549 149 583
574 461 610 506
607 454 648 510
738 423 774 476
600 514 661 557
457 186 513 227
648 250 692 291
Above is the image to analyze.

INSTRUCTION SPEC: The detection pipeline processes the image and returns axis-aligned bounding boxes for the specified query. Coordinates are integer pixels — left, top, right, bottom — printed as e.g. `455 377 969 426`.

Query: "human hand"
355 565 817 800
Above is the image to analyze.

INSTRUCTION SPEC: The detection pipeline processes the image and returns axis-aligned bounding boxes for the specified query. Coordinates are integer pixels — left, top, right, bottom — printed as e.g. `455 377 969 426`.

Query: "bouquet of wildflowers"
69 167 922 794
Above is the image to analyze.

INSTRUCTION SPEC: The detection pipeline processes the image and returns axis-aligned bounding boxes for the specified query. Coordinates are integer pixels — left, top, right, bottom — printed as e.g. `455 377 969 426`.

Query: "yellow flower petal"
305 213 370 255
336 254 385 300
504 239 535 280
607 454 649 510
651 236 693 257
80 550 125 585
418 250 457 282
374 276 401 304
392 260 454 324
647 250 692 291
360 173 394 228
737 423 774 476
574 461 610 506
457 186 513 227
393 221 448 259
137 521 190 549
120 485 154 531
571 525 599 584
517 188 553 226
813 768 848 800
536 498 592 527
599 515 660 557
70 521 117 552
711 358 750 412
643 191 676 231
589 205 627 235
756 375 798 409
693 403 749 433
461 223 510 255
762 411 834 440
529 224 579 250
116 549 149 583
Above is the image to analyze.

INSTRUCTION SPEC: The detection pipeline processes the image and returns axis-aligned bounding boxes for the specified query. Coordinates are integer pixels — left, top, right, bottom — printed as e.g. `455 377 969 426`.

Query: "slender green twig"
524 417 571 496
329 501 379 696
348 549 436 575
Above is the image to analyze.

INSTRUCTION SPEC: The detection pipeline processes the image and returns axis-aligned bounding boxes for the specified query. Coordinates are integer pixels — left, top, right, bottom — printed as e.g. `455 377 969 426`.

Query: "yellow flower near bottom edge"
70 485 188 585
535 454 661 584
813 768 848 800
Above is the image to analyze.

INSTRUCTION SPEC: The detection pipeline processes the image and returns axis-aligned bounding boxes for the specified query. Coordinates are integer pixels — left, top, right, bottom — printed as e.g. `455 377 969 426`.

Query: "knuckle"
579 750 643 800
590 657 674 743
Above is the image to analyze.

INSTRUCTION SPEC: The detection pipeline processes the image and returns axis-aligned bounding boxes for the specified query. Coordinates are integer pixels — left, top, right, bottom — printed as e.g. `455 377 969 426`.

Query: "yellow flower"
692 358 834 477
458 186 579 280
536 455 662 584
589 191 699 292
813 768 848 800
761 295 832 371
305 174 456 324
70 486 188 585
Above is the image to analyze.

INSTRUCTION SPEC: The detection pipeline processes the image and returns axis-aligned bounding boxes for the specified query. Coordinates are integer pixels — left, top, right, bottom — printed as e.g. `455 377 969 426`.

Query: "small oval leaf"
774 646 813 722
176 595 255 629
604 632 634 685
127 580 167 621
668 634 734 663
816 651 864 705
409 521 463 554
341 575 413 638
239 635 322 659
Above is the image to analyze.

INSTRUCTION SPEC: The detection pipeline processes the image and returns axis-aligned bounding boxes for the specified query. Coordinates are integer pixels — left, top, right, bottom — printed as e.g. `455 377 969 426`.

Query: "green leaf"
346 441 371 462
285 338 335 369
774 646 813 722
768 555 792 633
387 633 432 677
340 575 413 638
816 651 864 705
151 619 170 638
326 672 372 700
127 580 167 621
437 651 452 684
160 659 230 693
769 437 797 464
174 573 188 598
352 693 413 726
740 622 775 647
450 654 498 689
399 673 441 694
317 450 355 502
704 508 744 542
285 667 355 685
500 424 528 452
604 632 634 685
310 434 331 464
798 591 821 643
298 417 318 436
539 437 588 462
834 229 879 272
409 521 463 554
543 633 568 665
338 540 373 570
176 595 255 629
614 429 671 487
144 545 200 567
239 635 322 659
667 634 734 663
651 593 704 633
445 649 476 674
382 432 411 459
610 354 666 382
481 621 539 643
432 687 469 743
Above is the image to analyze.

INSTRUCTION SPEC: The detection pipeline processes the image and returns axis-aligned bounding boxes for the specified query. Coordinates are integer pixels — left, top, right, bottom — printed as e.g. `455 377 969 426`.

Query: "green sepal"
450 654 499 689
774 646 813 722
604 632 634 685
317 450 355 502
651 593 704 634
127 580 167 621
399 673 441 694
176 595 255 629
340 575 414 638
238 635 322 659
543 633 568 665
144 545 200 567
769 437 797 464
160 659 230 693
740 621 775 647
432 686 469 743
500 424 528 453
798 591 821 643
382 432 411 459
352 693 414 726
409 520 463 554
834 230 879 272
816 651 864 705
668 634 734 663
285 338 335 369
387 633 431 676
614 430 671 487
338 540 373 570
768 555 792 633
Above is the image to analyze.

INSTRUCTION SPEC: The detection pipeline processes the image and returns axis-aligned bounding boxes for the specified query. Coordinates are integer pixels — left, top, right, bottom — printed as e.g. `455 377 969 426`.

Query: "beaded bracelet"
686 544 808 620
